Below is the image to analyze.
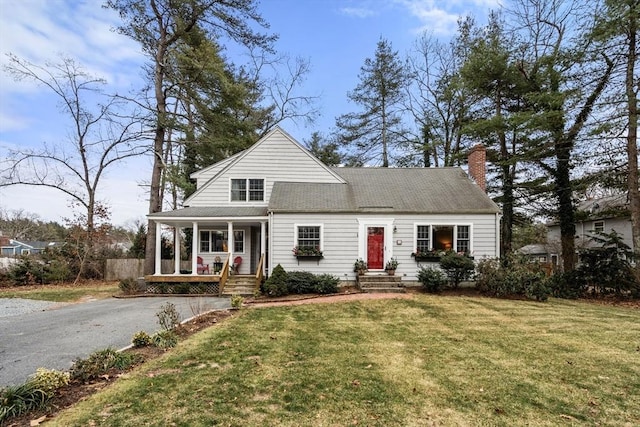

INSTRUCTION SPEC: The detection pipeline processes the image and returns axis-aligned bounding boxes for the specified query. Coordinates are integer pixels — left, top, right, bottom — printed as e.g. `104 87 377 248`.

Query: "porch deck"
143 274 221 283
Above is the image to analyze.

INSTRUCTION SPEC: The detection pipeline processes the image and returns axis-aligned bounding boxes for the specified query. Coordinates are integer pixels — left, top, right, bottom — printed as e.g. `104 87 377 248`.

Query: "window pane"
248 179 264 201
433 226 454 251
199 231 210 252
234 231 244 253
231 179 246 201
298 226 320 248
416 225 430 252
212 231 228 252
456 225 470 253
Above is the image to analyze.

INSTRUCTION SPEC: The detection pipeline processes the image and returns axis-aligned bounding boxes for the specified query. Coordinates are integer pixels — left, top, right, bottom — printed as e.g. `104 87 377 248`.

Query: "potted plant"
353 258 368 275
385 257 399 275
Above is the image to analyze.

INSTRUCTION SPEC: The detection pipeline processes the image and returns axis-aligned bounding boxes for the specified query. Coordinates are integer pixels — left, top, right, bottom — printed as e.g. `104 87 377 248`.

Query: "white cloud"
0 0 143 95
0 111 30 132
395 0 501 36
339 7 377 18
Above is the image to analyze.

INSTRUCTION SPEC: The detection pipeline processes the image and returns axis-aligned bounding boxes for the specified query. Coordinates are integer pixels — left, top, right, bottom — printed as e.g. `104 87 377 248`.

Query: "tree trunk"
144 40 168 275
625 2 640 278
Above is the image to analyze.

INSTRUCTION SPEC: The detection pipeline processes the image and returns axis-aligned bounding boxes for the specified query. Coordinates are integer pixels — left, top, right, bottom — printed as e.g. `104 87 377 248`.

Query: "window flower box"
411 250 474 262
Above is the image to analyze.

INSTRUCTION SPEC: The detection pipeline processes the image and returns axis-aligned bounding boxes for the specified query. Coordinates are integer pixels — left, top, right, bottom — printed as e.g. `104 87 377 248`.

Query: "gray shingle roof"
269 167 499 214
148 206 268 219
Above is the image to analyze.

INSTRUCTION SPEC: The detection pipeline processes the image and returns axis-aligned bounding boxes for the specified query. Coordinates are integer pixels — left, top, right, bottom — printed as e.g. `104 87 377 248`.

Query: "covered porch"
146 207 269 294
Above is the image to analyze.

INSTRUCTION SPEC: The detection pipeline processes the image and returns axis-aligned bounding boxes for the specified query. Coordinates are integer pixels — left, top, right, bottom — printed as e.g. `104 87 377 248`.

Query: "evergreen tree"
106 0 275 274
304 132 342 166
591 0 640 278
460 12 531 258
335 38 410 167
509 0 614 271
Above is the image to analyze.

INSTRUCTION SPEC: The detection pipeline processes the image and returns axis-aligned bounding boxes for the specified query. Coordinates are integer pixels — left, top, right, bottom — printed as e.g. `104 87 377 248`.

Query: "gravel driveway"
0 296 230 386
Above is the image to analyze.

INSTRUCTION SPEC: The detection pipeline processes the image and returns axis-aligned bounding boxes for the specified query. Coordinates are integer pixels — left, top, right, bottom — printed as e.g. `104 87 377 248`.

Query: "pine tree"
336 38 410 167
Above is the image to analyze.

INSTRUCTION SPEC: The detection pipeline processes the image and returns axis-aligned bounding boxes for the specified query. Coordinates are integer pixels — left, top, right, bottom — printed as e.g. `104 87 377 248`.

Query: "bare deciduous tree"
0 55 146 276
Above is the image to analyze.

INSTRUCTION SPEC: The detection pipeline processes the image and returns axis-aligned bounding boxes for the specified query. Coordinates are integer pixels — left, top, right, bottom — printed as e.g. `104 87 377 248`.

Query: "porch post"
154 221 162 275
227 221 234 263
260 221 266 275
173 226 181 275
191 222 198 275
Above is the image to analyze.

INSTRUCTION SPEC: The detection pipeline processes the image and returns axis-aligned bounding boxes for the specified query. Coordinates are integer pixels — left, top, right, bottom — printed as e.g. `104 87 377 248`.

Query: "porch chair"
197 256 210 274
231 256 242 274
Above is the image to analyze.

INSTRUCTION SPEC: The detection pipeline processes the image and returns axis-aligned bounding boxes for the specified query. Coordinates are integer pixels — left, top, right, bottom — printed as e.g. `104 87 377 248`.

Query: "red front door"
367 227 384 269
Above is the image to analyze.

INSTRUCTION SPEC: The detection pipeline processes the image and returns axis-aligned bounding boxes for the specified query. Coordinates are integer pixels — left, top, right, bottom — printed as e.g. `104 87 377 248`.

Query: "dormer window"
231 178 264 202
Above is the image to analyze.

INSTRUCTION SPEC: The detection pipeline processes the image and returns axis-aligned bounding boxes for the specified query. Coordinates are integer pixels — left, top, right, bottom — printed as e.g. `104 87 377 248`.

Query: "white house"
147 127 501 289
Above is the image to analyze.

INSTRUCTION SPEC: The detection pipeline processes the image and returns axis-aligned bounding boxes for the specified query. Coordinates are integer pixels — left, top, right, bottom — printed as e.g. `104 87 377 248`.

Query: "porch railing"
218 255 231 295
255 253 265 292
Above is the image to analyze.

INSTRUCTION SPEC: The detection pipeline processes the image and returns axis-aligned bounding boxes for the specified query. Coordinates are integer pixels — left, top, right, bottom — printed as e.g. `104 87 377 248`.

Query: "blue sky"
0 0 498 227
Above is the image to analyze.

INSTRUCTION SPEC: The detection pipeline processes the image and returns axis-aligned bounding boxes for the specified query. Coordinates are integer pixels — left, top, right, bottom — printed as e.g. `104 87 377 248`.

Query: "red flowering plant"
292 246 323 256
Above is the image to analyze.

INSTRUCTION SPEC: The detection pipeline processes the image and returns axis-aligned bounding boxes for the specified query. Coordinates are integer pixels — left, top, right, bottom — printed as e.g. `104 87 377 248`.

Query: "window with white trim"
416 225 430 252
199 230 244 253
415 224 472 254
297 226 321 250
593 221 605 233
231 178 264 201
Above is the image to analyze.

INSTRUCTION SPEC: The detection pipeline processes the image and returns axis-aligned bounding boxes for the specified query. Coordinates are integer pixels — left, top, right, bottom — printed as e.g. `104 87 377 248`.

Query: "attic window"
231 179 264 202
593 221 604 233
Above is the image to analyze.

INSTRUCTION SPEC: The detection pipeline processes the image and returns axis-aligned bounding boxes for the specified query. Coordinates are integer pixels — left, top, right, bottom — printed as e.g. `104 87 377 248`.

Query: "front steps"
221 275 257 296
357 273 405 293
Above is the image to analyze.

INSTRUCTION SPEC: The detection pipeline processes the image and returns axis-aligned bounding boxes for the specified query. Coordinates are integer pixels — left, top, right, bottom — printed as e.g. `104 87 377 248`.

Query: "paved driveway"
0 296 230 386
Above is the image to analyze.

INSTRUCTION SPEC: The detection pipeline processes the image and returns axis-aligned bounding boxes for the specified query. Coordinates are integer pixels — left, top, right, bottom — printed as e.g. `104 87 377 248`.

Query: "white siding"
550 217 634 250
271 212 499 282
188 129 343 207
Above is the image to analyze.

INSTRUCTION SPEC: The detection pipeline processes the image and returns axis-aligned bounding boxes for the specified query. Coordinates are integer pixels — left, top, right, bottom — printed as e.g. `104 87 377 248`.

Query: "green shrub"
42 260 72 284
29 368 70 398
263 264 288 297
231 295 244 308
577 230 638 296
152 330 178 349
548 270 586 299
439 252 475 288
417 267 448 293
119 278 139 295
70 348 140 383
476 255 549 301
286 271 317 294
156 302 181 331
174 283 191 294
132 330 152 347
313 274 339 294
0 382 48 423
7 256 44 286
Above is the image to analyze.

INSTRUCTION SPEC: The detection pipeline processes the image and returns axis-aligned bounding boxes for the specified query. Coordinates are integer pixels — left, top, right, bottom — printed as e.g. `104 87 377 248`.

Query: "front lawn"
0 281 119 302
51 295 639 426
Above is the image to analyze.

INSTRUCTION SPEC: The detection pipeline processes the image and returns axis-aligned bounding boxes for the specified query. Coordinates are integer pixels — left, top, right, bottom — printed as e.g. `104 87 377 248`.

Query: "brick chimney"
468 144 486 192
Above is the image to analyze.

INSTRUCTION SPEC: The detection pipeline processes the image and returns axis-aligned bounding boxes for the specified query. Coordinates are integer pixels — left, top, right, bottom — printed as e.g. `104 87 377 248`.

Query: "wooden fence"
104 259 191 280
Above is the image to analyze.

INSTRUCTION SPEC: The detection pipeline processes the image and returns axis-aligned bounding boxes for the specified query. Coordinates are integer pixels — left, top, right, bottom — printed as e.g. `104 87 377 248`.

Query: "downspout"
495 212 502 258
268 210 274 277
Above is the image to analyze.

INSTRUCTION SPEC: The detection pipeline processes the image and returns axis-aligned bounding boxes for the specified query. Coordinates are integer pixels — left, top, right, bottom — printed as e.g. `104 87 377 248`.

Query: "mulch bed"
4 310 236 427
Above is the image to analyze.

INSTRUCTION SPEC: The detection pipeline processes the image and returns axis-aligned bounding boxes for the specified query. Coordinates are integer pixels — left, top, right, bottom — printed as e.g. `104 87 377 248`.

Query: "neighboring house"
148 127 501 285
548 193 633 250
520 193 632 268
0 238 62 257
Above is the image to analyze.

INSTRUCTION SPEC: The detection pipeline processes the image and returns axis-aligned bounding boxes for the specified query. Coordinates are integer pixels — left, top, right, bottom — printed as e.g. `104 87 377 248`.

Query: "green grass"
0 283 119 302
51 295 639 426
